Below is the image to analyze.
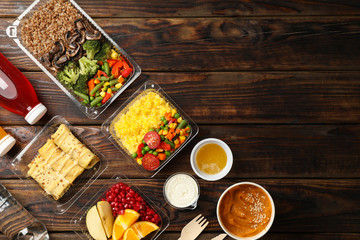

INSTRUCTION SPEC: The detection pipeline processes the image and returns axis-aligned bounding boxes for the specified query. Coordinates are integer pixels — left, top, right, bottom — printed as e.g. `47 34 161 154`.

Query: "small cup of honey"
190 138 233 181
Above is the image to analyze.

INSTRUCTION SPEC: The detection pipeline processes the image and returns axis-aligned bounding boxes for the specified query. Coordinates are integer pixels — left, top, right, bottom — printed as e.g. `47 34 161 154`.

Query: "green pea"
142 140 146 145
164 126 169 131
90 96 95 101
156 128 160 133
141 150 146 155
149 150 153 154
144 146 150 152
174 113 180 119
149 128 155 132
165 151 171 156
132 153 138 158
163 120 168 125
160 116 165 121
83 99 89 104
153 151 158 156
160 135 165 141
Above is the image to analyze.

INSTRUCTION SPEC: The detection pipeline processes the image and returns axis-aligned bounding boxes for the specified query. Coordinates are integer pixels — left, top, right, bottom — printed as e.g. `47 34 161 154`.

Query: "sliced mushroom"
67 42 81 58
52 54 69 70
85 30 102 40
71 46 83 62
77 29 86 44
49 41 64 57
65 31 81 50
74 19 85 31
39 53 52 68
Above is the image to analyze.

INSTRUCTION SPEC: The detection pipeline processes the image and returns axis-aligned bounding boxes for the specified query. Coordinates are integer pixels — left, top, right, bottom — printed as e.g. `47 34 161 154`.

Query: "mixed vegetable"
57 39 133 107
132 110 191 171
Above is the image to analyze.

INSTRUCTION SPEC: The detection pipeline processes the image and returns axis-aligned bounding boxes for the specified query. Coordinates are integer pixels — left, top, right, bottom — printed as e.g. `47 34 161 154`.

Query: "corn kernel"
179 136 186 141
111 49 118 60
162 130 168 135
158 130 163 135
177 117 183 123
180 129 185 136
104 82 110 87
173 123 178 128
100 92 106 98
107 88 112 93
94 79 100 84
136 158 142 165
174 139 179 145
171 109 177 117
156 149 164 152
115 83 122 89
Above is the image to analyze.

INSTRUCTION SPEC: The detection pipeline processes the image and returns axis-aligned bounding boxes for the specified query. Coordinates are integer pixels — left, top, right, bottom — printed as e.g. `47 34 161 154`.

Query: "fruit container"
101 81 199 178
71 175 170 240
11 115 108 214
6 0 141 119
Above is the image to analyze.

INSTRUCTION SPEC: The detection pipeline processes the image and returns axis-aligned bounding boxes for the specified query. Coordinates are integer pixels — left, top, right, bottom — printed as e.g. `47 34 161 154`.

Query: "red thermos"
0 53 47 124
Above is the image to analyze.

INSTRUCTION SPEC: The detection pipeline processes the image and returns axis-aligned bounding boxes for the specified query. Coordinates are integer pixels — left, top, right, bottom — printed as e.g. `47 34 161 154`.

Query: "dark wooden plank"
1 179 359 233
1 232 360 240
2 125 360 179
2 18 360 71
1 0 360 18
1 71 360 125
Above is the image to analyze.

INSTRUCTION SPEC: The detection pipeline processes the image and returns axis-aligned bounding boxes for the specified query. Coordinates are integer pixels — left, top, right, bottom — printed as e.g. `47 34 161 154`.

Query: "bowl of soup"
190 138 233 181
216 182 275 240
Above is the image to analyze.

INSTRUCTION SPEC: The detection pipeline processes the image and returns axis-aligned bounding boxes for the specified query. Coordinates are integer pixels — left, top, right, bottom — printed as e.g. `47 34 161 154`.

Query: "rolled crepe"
51 124 99 169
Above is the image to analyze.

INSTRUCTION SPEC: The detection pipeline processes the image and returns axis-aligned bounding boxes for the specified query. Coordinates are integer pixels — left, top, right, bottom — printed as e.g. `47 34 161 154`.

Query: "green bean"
90 82 105 96
177 120 188 129
109 79 119 86
109 75 115 80
82 99 89 105
97 103 102 107
73 90 89 102
90 96 103 107
165 150 171 156
104 62 110 76
164 139 175 149
99 76 109 81
160 135 165 141
101 64 105 71
111 87 118 92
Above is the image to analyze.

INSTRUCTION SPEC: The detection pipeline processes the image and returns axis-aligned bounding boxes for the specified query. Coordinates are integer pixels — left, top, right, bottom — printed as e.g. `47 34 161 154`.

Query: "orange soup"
219 184 272 238
196 143 227 175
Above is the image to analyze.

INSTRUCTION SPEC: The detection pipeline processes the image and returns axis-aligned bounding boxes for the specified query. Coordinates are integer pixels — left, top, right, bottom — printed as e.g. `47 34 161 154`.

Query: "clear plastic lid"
102 81 199 178
6 0 141 119
0 134 16 157
71 175 170 240
11 115 108 214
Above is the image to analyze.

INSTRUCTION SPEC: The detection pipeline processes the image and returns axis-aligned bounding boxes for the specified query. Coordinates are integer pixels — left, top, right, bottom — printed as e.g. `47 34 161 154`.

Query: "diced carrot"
165 112 172 121
88 79 95 96
118 76 125 83
166 128 175 141
107 59 118 68
98 61 103 66
175 144 180 149
158 153 166 161
176 129 181 134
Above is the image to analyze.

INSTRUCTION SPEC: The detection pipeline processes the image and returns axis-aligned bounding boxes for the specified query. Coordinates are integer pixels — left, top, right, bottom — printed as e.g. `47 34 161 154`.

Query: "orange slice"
123 228 140 240
112 209 140 240
130 221 159 239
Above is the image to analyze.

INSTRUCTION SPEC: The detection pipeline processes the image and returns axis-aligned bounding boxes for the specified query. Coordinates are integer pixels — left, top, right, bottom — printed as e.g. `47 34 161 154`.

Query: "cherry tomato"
144 131 161 149
142 153 160 171
137 143 145 157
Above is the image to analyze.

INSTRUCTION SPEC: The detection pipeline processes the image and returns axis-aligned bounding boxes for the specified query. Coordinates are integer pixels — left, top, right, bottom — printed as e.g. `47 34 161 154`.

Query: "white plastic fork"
178 214 209 240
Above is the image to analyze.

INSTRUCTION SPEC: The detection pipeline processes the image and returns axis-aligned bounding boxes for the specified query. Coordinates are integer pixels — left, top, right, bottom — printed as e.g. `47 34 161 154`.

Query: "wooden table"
1 0 360 239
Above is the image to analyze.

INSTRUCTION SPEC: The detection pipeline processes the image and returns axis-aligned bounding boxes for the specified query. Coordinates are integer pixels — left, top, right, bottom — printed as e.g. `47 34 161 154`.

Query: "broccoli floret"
94 41 112 62
79 56 99 77
72 74 89 94
57 61 80 85
83 40 101 60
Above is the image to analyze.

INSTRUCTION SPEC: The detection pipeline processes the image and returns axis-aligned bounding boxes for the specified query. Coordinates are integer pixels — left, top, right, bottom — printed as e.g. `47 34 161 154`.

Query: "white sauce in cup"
164 173 199 209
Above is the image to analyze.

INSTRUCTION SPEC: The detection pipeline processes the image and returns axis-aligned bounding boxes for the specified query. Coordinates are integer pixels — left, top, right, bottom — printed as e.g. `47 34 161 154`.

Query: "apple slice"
86 205 107 240
97 201 115 238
